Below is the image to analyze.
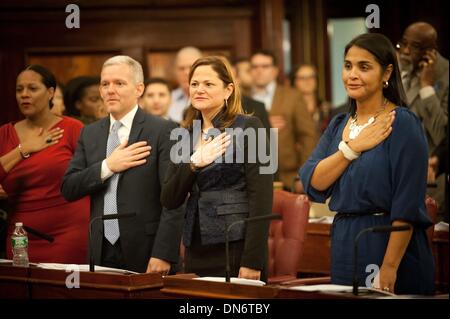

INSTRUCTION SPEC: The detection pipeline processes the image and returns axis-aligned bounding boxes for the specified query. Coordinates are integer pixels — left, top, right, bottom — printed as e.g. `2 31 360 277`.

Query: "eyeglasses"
295 75 316 81
251 64 274 70
396 39 426 52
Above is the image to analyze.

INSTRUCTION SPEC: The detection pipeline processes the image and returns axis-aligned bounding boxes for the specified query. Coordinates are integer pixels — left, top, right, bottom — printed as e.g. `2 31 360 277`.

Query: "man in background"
398 22 448 220
139 78 172 120
250 50 318 189
168 46 202 123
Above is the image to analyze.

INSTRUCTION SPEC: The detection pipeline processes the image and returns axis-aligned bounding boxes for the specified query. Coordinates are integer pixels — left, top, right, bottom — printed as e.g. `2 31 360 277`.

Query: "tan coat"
270 85 318 188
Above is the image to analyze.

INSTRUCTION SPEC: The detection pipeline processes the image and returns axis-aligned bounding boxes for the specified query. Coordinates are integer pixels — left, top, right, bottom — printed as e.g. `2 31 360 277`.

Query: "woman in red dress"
0 65 90 264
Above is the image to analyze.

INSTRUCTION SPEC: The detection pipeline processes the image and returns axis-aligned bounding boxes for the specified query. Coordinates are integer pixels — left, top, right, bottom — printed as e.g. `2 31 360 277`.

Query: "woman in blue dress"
299 33 435 295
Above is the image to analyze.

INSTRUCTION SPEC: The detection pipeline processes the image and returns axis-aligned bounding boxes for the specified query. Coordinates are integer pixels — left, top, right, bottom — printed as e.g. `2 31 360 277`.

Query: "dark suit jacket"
241 95 271 133
61 107 184 273
161 114 272 278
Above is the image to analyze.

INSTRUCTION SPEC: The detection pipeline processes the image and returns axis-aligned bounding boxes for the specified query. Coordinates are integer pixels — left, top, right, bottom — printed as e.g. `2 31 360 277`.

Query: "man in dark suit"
62 56 183 274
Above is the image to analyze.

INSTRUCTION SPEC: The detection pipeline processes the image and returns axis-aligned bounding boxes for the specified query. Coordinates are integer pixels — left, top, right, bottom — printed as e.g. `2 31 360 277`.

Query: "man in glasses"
398 22 448 221
250 50 318 190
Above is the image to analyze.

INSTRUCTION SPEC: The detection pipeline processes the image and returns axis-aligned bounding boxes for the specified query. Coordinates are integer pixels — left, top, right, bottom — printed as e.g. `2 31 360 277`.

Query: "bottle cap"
15 222 23 227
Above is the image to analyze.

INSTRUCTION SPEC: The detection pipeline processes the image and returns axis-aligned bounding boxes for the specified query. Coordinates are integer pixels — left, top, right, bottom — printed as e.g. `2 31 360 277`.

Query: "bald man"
398 22 448 156
168 46 202 123
398 22 449 219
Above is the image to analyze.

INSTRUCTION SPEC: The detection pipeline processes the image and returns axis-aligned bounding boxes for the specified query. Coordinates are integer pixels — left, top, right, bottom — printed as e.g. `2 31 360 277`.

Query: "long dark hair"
344 33 408 116
24 65 57 108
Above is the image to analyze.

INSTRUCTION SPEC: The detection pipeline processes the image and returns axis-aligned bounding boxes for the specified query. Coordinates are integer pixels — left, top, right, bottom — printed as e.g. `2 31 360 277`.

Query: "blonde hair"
102 55 144 84
182 55 243 130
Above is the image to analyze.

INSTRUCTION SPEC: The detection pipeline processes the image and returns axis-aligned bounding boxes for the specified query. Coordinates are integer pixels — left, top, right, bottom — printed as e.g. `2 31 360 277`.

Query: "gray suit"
406 53 448 155
61 107 184 273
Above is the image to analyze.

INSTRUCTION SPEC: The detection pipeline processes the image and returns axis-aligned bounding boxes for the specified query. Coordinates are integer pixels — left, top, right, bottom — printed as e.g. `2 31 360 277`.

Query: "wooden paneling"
258 0 285 81
287 0 330 101
146 49 231 87
0 3 258 125
27 51 118 85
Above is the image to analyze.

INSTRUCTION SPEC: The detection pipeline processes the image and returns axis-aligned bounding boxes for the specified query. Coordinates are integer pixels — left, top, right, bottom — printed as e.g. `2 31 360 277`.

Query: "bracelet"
189 154 201 172
338 141 360 161
18 144 31 159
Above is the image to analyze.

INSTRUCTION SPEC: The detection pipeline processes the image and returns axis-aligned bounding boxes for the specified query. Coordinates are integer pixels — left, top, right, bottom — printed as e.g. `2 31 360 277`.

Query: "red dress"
0 116 90 264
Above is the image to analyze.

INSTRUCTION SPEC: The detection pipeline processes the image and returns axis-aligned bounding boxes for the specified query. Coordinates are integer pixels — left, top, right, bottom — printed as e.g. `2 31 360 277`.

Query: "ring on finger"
46 137 53 144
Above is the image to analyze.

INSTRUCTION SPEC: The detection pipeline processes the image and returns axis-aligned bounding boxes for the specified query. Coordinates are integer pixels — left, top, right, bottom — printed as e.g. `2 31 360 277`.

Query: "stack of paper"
194 277 266 286
288 284 395 296
434 222 449 232
37 263 138 274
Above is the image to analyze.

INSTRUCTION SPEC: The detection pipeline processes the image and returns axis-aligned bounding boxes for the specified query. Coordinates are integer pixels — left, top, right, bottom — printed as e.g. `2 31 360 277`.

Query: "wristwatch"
18 144 30 159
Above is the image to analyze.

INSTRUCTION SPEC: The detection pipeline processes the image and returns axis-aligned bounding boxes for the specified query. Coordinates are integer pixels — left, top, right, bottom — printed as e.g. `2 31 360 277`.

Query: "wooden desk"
432 230 449 293
0 264 30 299
162 274 362 299
29 267 165 299
0 263 165 299
298 222 331 276
162 274 279 299
297 222 449 293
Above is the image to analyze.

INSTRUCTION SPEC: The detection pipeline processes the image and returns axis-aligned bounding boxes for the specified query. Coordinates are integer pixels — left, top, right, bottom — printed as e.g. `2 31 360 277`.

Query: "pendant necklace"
349 98 388 140
202 128 210 141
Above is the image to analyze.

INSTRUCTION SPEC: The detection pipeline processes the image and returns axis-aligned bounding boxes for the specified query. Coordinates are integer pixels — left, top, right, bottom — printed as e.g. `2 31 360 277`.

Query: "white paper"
194 277 266 286
309 216 334 224
434 222 449 232
36 263 138 274
288 284 395 296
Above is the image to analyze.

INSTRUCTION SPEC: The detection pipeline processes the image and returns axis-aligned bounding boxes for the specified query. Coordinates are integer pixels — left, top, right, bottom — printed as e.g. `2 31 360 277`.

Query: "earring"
224 98 228 108
383 81 389 88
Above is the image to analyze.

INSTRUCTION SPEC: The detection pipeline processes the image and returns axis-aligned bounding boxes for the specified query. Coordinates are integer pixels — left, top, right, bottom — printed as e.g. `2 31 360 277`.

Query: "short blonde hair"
102 55 144 84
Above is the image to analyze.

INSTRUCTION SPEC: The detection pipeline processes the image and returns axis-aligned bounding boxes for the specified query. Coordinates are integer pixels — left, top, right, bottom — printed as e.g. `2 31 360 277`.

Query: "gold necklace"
349 98 388 140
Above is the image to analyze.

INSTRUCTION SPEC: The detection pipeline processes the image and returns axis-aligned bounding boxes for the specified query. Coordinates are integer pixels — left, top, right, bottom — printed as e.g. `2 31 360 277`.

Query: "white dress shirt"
252 81 277 112
401 70 435 100
168 87 190 123
101 105 139 181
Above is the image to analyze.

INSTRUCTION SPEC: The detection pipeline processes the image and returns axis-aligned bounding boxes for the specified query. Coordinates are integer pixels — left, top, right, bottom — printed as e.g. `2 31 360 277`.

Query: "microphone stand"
352 224 411 295
225 214 281 283
89 212 136 272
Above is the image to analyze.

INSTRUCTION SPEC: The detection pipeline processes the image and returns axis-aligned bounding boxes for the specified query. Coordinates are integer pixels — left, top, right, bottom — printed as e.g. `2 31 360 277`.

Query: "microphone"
89 212 136 272
225 214 281 283
352 224 411 295
23 225 54 243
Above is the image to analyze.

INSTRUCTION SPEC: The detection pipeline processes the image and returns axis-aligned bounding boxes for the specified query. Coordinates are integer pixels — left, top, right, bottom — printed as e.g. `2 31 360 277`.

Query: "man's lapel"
128 107 145 145
270 85 282 116
97 117 110 161
406 74 420 105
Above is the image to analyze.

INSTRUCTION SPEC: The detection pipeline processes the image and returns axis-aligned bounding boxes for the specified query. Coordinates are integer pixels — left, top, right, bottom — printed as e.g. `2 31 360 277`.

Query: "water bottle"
12 222 29 267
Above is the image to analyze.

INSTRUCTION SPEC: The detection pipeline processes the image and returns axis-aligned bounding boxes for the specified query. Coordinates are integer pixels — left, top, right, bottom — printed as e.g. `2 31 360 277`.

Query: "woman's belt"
336 211 388 218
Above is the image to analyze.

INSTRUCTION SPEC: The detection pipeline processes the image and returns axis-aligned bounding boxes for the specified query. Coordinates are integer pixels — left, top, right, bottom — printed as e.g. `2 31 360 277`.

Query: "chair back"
268 190 310 284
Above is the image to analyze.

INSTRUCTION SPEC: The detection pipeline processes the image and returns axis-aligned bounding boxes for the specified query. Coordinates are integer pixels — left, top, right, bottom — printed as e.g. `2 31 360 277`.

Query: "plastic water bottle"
12 222 29 267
